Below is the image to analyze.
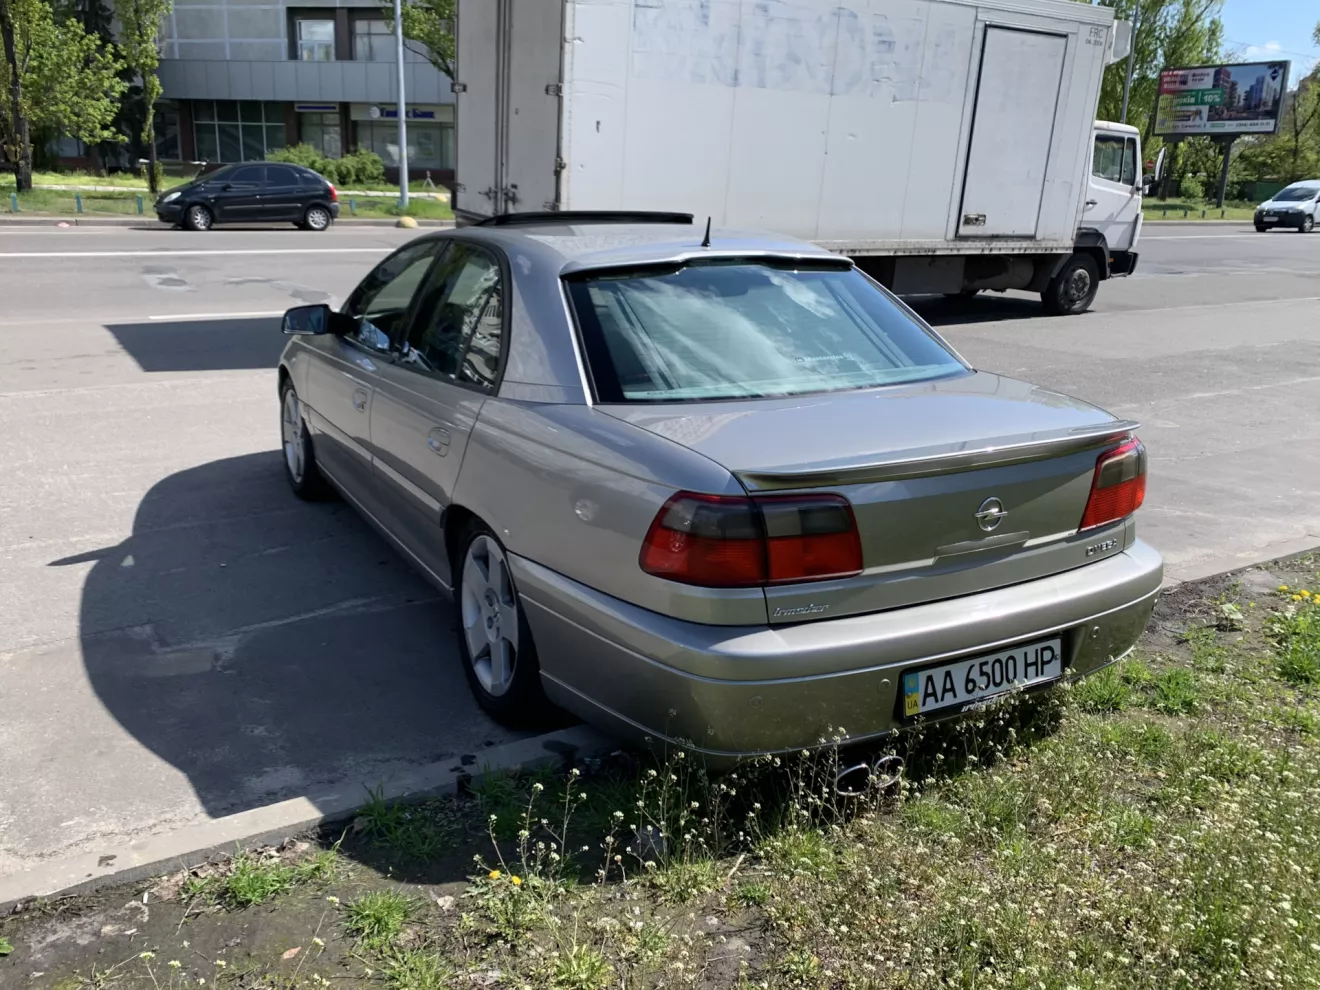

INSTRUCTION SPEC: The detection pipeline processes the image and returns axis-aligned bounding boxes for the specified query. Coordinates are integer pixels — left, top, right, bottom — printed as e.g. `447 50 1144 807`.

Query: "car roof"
446 217 842 276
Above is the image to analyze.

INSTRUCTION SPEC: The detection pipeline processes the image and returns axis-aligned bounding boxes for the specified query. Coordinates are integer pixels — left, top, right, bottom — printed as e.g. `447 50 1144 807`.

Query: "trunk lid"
601 372 1137 622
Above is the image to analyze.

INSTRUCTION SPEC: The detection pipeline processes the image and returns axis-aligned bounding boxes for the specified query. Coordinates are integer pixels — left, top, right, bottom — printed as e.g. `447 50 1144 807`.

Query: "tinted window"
300 171 326 188
401 244 504 388
228 165 264 185
1275 186 1320 201
266 164 300 187
567 262 966 402
342 240 443 350
202 165 235 183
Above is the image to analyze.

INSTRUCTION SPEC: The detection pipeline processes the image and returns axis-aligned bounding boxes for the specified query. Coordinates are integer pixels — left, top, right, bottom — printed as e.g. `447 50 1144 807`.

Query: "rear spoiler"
735 421 1140 491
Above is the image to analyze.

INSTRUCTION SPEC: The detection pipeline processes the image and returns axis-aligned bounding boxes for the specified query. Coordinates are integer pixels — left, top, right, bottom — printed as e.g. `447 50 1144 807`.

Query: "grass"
6 561 1320 989
341 193 453 220
2 187 147 216
1143 198 1257 221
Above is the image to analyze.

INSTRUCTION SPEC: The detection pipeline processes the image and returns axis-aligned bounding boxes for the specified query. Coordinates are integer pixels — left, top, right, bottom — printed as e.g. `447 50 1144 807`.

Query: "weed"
1268 598 1320 684
647 858 724 903
356 785 456 861
381 947 453 990
1186 625 1231 672
1070 663 1132 712
1150 667 1199 714
777 947 822 984
344 890 415 950
183 849 336 908
0 936 11 956
734 880 771 908
553 942 613 990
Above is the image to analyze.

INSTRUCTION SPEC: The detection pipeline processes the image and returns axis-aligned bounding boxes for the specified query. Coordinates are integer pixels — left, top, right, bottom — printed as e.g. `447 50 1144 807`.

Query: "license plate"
1264 215 1277 221
902 639 1062 717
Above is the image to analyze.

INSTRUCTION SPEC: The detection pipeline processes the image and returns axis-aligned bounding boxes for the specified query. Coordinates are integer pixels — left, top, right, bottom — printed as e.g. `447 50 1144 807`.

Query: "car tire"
183 204 213 231
1302 215 1314 234
1255 224 1268 233
302 205 333 231
455 521 553 726
1041 253 1099 316
279 380 332 500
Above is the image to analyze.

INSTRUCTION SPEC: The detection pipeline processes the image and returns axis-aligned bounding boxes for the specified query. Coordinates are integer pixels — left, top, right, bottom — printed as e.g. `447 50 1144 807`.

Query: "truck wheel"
1041 254 1099 316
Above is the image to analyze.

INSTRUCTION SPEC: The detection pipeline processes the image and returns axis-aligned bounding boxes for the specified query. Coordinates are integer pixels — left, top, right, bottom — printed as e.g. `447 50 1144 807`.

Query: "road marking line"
147 310 285 321
1142 233 1310 240
0 248 392 258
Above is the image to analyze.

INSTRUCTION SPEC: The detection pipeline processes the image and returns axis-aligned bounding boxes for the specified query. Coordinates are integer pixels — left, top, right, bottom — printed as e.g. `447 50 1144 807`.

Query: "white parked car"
1254 181 1320 233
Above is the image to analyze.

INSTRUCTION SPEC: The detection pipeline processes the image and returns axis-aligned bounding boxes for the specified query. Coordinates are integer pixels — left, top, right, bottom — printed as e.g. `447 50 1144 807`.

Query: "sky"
1219 0 1318 83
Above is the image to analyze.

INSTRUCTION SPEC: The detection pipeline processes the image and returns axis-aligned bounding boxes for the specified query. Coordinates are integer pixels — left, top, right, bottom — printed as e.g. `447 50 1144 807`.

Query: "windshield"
1274 186 1318 202
566 261 968 402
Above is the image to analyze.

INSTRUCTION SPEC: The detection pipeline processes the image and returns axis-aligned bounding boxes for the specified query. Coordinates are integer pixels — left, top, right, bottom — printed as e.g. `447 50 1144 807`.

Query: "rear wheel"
183 204 213 231
1041 253 1099 316
302 205 333 231
456 522 551 725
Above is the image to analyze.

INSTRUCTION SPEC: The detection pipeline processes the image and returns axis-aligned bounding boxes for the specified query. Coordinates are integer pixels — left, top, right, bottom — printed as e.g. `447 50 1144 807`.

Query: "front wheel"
302 205 333 231
1302 215 1314 234
279 381 332 500
1256 224 1268 233
183 204 213 231
1041 253 1099 316
455 523 551 726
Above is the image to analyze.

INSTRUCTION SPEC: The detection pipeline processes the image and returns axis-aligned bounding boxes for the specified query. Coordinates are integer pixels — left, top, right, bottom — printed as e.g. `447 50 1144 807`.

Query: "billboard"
1154 62 1289 137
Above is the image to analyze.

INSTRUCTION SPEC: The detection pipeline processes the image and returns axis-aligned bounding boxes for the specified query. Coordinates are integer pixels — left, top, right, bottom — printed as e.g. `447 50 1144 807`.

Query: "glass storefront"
193 101 287 163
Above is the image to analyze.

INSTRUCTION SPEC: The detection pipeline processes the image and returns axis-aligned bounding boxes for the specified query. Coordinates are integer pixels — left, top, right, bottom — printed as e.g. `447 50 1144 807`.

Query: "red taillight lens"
639 493 765 587
328 183 338 202
760 494 863 583
1079 437 1147 531
639 492 863 587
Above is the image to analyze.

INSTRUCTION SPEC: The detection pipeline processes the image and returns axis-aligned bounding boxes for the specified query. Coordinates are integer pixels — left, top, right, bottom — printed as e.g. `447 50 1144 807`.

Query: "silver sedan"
277 212 1162 760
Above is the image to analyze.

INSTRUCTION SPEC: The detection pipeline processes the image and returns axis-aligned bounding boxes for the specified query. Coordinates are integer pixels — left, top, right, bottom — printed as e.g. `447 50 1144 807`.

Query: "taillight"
328 183 338 202
1079 437 1147 531
639 492 863 588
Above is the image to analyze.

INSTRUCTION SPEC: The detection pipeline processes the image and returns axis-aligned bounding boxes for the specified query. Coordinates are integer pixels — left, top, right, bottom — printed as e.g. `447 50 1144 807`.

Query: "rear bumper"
328 202 341 220
514 541 1164 760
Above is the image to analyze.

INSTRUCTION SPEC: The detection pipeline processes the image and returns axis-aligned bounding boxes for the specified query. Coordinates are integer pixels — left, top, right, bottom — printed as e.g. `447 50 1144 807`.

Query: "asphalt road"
1 221 1317 880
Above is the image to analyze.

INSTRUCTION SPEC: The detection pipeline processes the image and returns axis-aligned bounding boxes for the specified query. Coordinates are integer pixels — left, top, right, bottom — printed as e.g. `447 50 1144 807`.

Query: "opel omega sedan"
276 212 1163 759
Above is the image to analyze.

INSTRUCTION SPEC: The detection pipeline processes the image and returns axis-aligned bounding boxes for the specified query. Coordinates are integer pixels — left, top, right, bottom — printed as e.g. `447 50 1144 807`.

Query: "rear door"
370 241 506 585
454 0 501 219
263 164 305 222
958 28 1067 237
212 163 265 223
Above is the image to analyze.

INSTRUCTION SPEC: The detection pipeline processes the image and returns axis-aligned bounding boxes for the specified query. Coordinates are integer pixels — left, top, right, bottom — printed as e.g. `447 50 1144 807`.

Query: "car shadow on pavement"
52 451 524 824
104 316 287 372
905 293 1052 327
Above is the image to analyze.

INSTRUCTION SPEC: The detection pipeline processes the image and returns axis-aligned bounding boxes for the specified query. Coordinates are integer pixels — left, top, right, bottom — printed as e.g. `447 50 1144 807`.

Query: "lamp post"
393 0 409 209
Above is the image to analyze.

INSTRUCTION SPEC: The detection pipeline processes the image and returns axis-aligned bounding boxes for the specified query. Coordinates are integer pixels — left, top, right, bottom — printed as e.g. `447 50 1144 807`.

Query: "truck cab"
1082 121 1143 277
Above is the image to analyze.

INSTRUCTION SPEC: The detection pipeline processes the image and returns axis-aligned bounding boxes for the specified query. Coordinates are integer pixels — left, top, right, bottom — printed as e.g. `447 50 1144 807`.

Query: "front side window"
567 261 967 402
402 244 504 389
343 240 442 350
227 164 264 186
297 19 335 61
1092 134 1125 183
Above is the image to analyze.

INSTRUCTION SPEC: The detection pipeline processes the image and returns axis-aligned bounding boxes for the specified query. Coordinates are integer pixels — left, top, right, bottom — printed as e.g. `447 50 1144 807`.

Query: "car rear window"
565 261 967 402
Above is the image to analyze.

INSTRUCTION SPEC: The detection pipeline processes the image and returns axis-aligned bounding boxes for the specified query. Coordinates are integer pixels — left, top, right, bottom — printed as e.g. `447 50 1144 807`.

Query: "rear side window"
566 262 967 402
266 164 300 187
300 171 325 188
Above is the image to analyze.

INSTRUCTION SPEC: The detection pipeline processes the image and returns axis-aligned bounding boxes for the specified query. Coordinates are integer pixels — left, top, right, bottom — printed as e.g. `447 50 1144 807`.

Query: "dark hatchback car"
155 163 340 231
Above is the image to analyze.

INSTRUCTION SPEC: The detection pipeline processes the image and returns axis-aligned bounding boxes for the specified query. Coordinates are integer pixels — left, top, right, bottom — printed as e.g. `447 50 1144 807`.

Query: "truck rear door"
454 0 500 220
958 27 1067 237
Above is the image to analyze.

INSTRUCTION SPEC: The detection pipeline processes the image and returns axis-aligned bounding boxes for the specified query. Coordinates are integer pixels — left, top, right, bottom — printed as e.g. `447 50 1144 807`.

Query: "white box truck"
450 0 1143 315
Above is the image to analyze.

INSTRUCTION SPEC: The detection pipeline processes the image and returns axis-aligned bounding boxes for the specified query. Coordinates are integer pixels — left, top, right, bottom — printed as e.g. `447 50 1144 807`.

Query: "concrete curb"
0 216 454 228
0 725 614 913
1162 533 1320 589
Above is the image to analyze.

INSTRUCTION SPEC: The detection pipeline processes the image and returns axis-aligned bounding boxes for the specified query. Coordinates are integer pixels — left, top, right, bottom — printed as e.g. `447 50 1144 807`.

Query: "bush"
267 143 386 188
1179 175 1205 200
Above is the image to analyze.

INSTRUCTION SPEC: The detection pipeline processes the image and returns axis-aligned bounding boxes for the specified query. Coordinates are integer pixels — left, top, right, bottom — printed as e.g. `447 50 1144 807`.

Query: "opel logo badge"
975 497 1007 532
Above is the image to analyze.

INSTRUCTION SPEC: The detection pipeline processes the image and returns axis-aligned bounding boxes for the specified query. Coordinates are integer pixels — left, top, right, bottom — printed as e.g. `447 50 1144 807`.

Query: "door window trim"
391 236 513 396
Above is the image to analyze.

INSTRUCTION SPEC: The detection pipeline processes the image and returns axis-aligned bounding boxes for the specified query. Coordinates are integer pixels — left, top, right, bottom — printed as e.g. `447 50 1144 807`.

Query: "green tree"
381 0 454 79
0 0 124 190
116 0 171 193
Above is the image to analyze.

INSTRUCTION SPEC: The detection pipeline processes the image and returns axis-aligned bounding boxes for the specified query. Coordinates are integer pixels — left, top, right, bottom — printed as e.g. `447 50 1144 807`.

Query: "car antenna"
700 216 711 248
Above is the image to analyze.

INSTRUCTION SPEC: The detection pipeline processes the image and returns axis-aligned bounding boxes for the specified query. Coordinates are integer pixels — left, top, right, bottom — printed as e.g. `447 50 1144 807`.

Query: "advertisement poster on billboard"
1154 62 1288 137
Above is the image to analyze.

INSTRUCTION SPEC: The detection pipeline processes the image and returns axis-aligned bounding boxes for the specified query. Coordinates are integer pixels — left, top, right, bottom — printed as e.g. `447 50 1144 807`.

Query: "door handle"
1085 199 1098 207
352 388 368 412
427 428 451 455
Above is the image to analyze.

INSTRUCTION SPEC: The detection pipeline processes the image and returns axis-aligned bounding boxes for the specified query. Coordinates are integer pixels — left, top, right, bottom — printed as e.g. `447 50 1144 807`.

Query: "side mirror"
282 304 331 335
222 183 233 191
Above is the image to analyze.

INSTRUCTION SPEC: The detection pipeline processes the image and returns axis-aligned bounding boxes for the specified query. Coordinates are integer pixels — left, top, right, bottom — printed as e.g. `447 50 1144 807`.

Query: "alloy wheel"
281 388 305 484
461 535 520 697
306 207 331 231
187 205 212 230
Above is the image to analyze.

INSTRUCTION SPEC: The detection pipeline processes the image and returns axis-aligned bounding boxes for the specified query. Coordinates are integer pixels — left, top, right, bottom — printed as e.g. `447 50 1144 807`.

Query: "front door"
370 241 507 586
1085 131 1140 251
262 164 305 222
299 239 444 497
211 163 265 223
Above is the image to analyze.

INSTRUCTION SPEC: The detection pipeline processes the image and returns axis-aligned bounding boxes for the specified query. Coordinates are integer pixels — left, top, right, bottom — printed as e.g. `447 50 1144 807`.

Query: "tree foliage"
115 0 171 192
0 0 125 189
382 0 454 79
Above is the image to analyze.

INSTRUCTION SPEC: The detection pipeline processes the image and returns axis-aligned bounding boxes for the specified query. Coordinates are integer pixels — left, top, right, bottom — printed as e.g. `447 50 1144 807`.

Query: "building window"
300 111 342 159
297 18 335 61
352 19 392 61
357 120 453 171
193 101 287 164
155 106 181 160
